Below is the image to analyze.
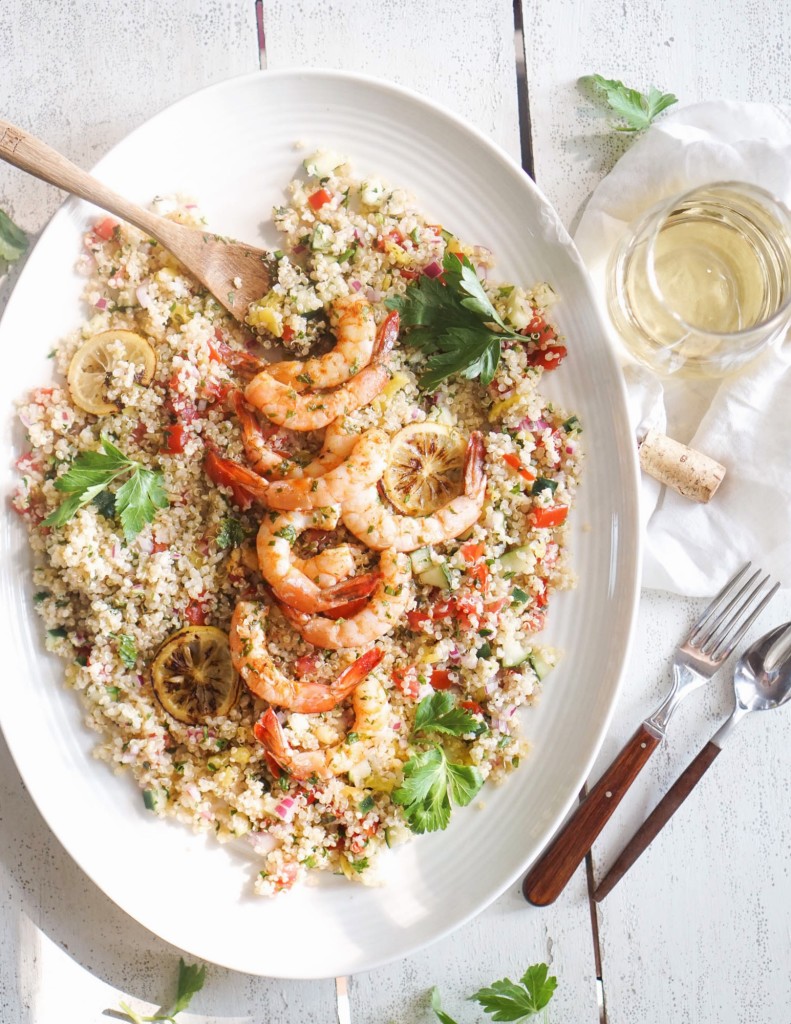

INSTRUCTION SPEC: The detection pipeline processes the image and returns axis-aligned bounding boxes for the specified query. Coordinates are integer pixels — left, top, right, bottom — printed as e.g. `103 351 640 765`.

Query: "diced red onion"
365 287 382 303
518 416 550 433
95 297 108 310
184 204 198 210
392 721 402 731
448 647 461 662
136 674 145 687
274 797 297 822
111 543 119 559
293 244 306 255
350 280 362 292
19 410 32 428
422 260 443 278
196 399 208 412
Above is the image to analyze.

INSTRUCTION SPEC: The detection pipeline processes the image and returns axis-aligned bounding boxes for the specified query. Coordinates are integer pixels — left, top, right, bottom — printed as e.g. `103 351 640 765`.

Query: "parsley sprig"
117 958 206 1024
394 693 485 833
0 208 28 263
386 250 523 390
43 437 168 542
432 962 558 1023
584 74 678 131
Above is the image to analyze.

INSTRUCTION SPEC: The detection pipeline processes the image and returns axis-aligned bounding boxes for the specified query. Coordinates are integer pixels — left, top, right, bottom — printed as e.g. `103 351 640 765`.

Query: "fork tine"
687 562 751 646
711 579 780 661
695 568 763 650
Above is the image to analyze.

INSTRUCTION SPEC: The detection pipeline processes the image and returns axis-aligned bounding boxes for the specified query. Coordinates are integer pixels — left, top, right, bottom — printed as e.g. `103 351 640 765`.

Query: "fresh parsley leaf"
92 488 117 519
0 208 28 263
217 516 244 549
386 251 521 390
393 744 483 833
431 986 461 1024
44 437 168 541
470 962 558 1021
584 74 678 131
115 958 206 1024
413 692 484 738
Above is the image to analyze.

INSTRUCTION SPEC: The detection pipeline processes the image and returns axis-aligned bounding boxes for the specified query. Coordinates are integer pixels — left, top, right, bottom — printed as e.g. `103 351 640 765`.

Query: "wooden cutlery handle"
522 723 661 906
0 117 161 237
593 740 721 902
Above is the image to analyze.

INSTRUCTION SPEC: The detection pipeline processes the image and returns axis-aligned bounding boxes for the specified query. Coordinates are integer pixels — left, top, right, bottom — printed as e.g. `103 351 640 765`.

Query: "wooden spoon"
0 118 271 322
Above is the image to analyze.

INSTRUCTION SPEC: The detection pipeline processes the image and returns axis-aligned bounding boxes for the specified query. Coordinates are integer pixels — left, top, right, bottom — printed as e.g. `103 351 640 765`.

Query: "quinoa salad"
13 151 582 895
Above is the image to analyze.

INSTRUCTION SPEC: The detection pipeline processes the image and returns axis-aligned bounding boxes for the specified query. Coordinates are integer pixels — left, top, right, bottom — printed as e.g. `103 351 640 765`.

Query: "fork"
522 563 778 906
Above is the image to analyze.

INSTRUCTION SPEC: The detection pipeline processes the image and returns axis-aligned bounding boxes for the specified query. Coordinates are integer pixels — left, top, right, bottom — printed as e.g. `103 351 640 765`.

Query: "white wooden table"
2 3 790 1022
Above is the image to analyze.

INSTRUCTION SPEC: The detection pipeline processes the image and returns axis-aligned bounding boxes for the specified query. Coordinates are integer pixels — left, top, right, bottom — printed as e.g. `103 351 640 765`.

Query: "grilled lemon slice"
382 422 467 516
151 626 238 725
68 329 156 415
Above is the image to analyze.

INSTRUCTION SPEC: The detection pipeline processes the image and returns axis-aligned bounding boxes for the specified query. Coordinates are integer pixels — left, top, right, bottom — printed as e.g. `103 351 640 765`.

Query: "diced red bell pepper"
308 188 332 211
485 598 508 615
430 668 454 691
392 666 419 700
503 452 537 483
467 563 489 594
162 423 186 454
93 217 118 241
460 542 485 563
530 505 569 529
185 599 207 625
406 609 432 631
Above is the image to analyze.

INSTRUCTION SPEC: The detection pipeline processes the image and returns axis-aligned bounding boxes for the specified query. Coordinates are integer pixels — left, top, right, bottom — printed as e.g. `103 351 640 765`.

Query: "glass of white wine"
607 181 791 377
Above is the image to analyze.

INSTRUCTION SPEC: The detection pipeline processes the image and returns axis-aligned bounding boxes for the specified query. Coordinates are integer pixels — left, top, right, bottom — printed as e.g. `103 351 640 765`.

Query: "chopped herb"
92 488 117 520
358 794 375 814
217 516 244 549
75 654 88 667
48 626 67 638
274 525 297 544
110 632 138 669
562 414 581 433
511 587 529 605
348 857 369 873
33 590 50 603
346 731 359 744
496 735 513 749
476 641 492 659
0 208 28 263
296 371 314 385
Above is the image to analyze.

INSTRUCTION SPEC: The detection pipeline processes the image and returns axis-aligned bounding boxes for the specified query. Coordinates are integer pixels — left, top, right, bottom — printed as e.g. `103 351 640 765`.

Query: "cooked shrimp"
294 544 357 587
272 416 361 480
230 602 383 712
244 310 398 431
264 428 389 510
227 389 286 474
277 550 413 650
342 431 487 551
266 297 378 391
257 507 379 613
253 673 391 780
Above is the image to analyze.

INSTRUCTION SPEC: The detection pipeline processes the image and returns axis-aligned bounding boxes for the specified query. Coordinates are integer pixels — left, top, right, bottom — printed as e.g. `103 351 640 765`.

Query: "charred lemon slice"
382 422 467 516
68 329 157 415
151 626 238 724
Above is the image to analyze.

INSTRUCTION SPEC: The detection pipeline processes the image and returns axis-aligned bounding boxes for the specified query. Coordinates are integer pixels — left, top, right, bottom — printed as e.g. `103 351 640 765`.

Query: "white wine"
608 184 791 377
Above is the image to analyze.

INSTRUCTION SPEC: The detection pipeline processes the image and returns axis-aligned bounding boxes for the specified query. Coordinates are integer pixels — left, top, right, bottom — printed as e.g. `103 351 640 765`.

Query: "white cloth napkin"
573 101 791 596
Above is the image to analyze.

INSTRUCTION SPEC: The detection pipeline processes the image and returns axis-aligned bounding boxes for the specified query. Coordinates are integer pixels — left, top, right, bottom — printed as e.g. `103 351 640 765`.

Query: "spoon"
0 118 271 322
593 620 791 901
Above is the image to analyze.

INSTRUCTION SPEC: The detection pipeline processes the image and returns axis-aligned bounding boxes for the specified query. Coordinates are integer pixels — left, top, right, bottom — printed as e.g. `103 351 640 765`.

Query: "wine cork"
638 429 726 503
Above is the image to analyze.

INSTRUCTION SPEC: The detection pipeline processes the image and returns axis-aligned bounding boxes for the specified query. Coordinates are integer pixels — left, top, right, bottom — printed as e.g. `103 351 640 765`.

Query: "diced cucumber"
501 639 531 668
303 150 343 178
528 651 553 681
310 223 333 252
142 788 165 813
498 544 535 575
410 548 452 589
360 179 386 207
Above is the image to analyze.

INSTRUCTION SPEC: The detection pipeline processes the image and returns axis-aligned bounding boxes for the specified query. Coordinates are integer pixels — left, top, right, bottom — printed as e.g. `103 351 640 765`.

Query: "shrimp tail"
373 309 399 362
325 570 382 605
204 449 270 507
335 646 384 692
228 389 286 473
464 430 486 499
216 340 268 378
253 709 288 767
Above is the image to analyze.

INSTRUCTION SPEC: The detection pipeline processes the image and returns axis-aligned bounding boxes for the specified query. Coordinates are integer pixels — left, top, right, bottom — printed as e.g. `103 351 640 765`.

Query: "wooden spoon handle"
522 723 661 906
592 740 721 902
0 118 162 237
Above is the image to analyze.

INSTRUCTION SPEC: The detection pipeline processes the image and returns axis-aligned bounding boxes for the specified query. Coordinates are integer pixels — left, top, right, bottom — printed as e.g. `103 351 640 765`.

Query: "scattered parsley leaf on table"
393 744 483 833
413 691 487 738
584 74 678 131
117 958 206 1024
386 250 523 390
470 962 558 1021
0 208 28 263
43 437 168 541
431 985 462 1024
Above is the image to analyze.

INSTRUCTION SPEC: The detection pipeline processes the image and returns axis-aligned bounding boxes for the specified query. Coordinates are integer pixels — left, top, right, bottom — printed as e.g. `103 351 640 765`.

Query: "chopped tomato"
198 377 231 405
461 700 484 715
152 540 169 554
207 341 222 362
453 595 483 630
485 598 508 615
535 589 549 608
93 217 117 241
406 609 432 631
526 344 568 371
392 666 419 700
376 228 405 252
282 324 295 342
502 452 537 483
524 313 558 342
426 224 443 237
185 599 207 625
460 542 485 563
162 423 186 454
308 188 332 211
430 668 454 690
430 599 457 620
530 505 569 529
132 421 148 445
